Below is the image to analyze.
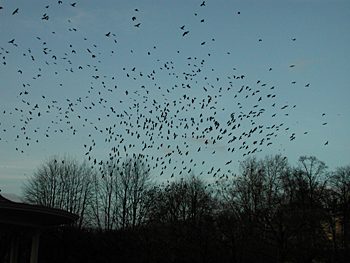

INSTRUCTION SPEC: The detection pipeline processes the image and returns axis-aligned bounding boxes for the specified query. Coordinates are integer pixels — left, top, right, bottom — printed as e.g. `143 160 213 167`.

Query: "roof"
0 194 79 228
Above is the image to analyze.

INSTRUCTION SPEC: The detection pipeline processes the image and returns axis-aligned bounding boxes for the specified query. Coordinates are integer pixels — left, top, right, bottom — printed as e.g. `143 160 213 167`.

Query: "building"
0 194 78 263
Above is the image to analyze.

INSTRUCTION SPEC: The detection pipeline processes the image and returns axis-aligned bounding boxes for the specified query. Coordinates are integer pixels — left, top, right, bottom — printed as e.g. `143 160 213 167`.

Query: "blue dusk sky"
0 0 349 195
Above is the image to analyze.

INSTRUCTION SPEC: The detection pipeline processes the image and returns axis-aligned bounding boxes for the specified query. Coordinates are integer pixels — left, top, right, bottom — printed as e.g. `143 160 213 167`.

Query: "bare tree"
329 165 350 249
284 156 329 262
89 154 152 230
89 160 120 230
22 155 94 228
260 155 291 262
216 156 266 262
149 175 214 225
217 155 329 262
297 156 328 201
117 154 151 229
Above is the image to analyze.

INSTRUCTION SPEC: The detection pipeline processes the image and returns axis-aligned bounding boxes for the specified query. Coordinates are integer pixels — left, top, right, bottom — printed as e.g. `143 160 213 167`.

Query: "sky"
0 0 349 195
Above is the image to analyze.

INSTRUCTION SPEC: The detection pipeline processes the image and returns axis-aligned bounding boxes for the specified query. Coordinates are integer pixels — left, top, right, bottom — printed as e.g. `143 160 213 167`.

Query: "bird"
12 8 19 15
182 31 189 37
42 13 49 20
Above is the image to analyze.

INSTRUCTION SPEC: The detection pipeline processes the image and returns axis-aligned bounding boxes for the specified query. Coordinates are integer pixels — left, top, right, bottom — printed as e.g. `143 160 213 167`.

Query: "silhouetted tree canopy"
16 154 350 263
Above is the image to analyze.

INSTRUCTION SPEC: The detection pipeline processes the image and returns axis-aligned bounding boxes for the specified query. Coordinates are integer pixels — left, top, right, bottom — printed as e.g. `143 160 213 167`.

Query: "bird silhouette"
12 8 19 15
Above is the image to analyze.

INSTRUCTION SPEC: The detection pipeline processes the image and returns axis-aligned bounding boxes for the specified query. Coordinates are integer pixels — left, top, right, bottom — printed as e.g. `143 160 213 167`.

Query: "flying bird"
12 8 19 15
182 31 189 37
41 13 49 20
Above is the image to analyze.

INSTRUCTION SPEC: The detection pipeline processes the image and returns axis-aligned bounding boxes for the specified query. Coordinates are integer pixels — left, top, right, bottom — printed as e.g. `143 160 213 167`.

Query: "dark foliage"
9 155 350 262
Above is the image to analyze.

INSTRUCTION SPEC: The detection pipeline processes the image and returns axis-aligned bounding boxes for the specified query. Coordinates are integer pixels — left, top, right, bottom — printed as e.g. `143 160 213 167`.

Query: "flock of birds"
0 1 329 182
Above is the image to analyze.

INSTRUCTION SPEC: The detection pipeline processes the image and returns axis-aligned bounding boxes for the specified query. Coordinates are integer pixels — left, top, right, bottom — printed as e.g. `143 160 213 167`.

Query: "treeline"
23 154 350 262
23 154 152 229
